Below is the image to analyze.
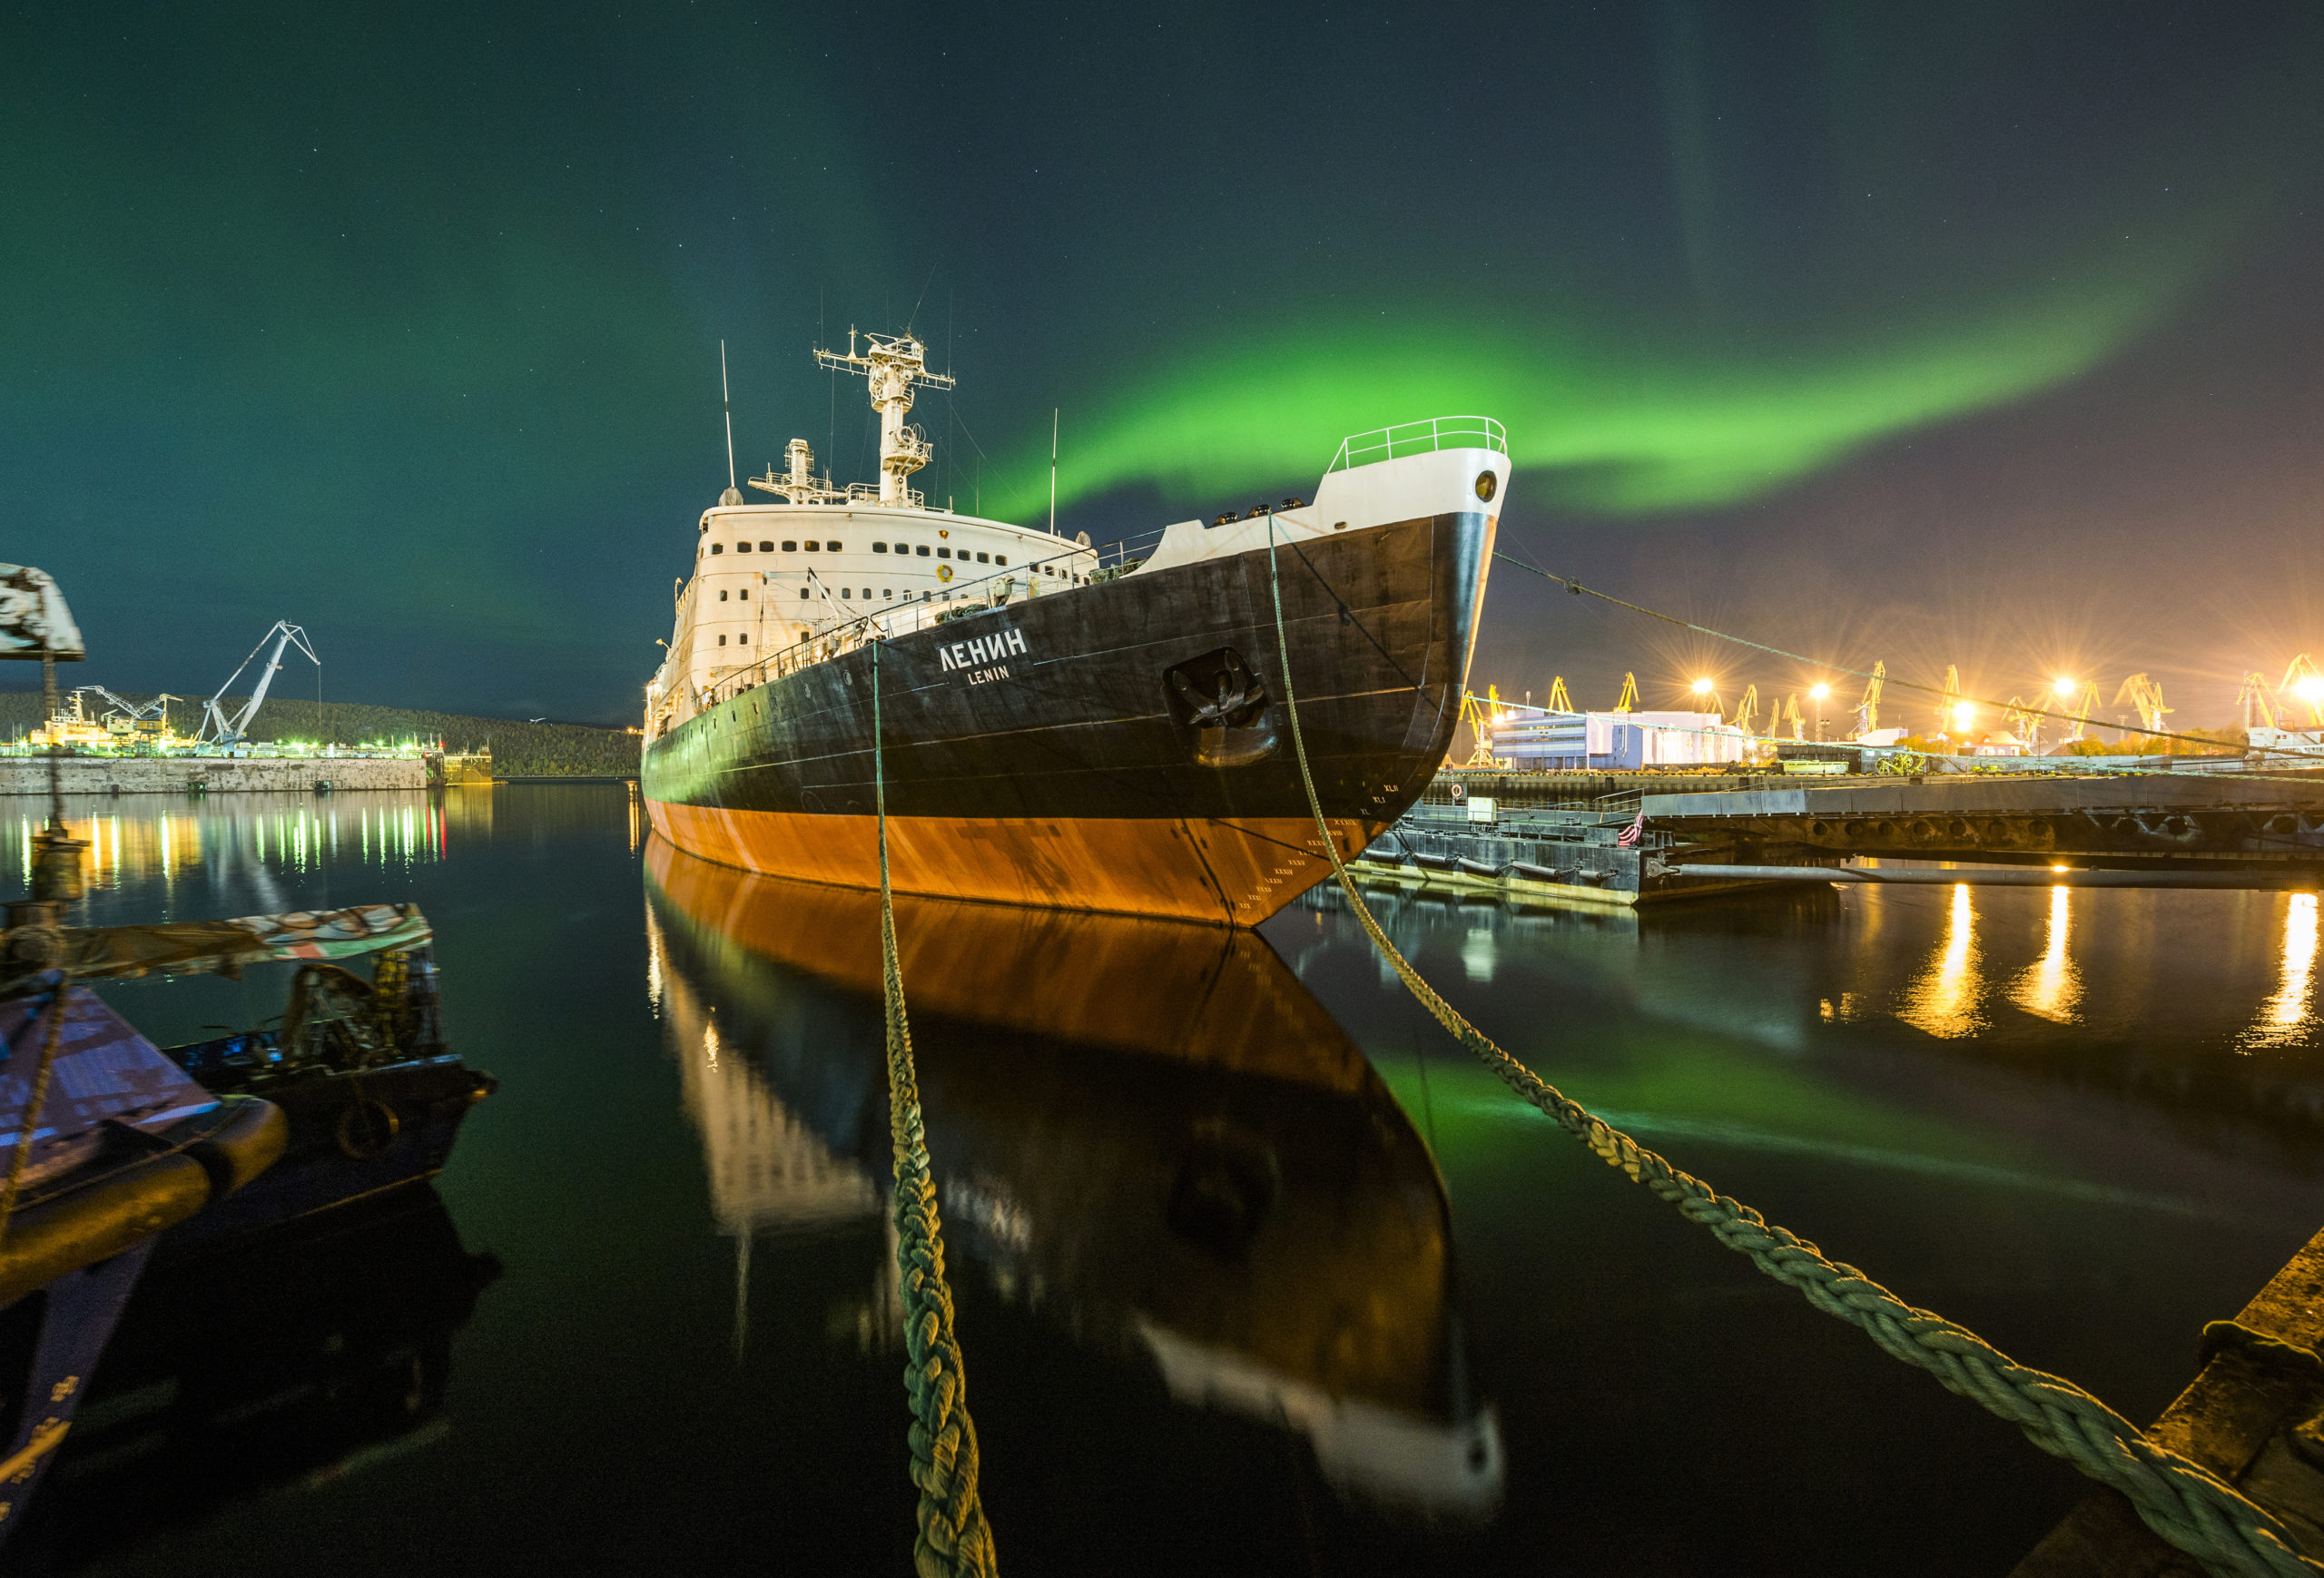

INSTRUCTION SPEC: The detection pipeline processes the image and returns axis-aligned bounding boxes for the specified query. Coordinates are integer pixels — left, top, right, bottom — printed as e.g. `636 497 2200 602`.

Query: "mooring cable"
871 640 999 1578
1266 517 2319 1578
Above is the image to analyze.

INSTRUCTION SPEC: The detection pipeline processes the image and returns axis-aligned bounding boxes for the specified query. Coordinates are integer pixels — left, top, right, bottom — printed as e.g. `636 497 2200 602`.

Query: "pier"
1365 768 2324 904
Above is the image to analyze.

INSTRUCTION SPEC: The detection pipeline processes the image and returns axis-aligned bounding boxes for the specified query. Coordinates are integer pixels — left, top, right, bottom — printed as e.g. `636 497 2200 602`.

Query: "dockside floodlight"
2054 676 2077 695
1691 677 1713 695
1953 702 1977 730
1810 683 1830 699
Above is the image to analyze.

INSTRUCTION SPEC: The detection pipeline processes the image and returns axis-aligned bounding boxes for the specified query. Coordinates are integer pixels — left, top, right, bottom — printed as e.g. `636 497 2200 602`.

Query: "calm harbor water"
8 786 2323 1575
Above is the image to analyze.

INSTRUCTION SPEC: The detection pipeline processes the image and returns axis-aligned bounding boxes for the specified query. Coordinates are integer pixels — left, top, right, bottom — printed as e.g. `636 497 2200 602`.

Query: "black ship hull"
642 510 1493 924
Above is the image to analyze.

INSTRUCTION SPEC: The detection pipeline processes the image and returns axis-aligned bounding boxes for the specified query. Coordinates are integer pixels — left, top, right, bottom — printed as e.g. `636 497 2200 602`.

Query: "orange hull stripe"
644 799 1374 925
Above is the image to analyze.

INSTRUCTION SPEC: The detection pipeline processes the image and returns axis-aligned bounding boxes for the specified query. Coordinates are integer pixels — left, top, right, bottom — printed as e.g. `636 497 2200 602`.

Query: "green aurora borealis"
5 1 2322 716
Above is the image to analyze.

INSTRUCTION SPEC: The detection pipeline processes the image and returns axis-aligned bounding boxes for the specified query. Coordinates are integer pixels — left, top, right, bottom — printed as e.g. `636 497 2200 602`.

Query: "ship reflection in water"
644 840 1504 1519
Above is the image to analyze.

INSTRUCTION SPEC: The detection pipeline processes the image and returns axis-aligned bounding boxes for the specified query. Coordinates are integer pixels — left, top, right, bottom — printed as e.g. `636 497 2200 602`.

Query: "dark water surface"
8 787 2321 1575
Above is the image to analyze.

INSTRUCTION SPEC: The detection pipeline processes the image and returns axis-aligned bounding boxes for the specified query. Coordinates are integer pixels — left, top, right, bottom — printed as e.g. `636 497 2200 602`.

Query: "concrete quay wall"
0 755 426 795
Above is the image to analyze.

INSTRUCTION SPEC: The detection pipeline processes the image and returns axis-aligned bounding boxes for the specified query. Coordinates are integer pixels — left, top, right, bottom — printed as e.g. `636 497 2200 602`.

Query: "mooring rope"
1263 518 2320 1578
871 640 999 1578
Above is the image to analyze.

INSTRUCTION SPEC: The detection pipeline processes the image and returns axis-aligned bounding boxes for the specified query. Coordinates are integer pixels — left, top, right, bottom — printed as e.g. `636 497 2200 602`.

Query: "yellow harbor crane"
1853 661 1886 736
2054 676 2093 743
1546 676 1573 713
2282 655 2324 727
1777 693 1805 742
2003 696 2041 752
2114 674 2171 740
2240 672 2279 733
1935 666 1963 736
1613 672 1640 712
1732 684 1759 737
1460 684 1509 767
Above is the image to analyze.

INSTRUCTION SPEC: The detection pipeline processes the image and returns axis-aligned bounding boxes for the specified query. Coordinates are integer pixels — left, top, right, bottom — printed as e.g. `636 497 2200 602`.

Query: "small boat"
0 901 494 1544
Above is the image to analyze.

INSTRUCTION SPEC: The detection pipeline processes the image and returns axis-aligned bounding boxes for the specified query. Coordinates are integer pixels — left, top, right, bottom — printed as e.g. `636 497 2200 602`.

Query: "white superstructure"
645 331 1106 739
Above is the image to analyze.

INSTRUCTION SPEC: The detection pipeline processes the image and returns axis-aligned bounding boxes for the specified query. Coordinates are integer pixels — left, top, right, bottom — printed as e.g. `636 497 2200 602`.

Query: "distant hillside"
0 688 640 777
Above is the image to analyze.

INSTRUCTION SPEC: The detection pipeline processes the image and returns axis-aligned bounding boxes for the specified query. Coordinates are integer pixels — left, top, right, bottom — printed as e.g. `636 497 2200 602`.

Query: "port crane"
74 685 177 725
1731 684 1759 737
1853 661 1886 737
1459 685 1506 767
1777 693 1804 742
1935 666 1962 735
2240 672 2280 733
2282 655 2324 727
2114 674 2171 741
1545 676 1573 714
1612 673 1640 712
198 621 319 749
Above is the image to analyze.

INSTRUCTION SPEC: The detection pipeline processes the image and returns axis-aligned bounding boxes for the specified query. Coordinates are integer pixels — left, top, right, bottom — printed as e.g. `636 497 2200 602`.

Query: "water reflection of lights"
2241 893 2319 1051
1899 883 1987 1039
10 797 448 892
2008 884 2083 1024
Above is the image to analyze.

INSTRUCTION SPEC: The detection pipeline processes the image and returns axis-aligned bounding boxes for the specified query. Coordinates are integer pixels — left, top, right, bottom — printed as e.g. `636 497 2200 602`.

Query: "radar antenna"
812 329 956 506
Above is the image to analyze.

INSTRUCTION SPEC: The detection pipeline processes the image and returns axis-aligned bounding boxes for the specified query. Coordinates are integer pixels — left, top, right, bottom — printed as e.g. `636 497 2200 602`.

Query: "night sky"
8 3 2322 726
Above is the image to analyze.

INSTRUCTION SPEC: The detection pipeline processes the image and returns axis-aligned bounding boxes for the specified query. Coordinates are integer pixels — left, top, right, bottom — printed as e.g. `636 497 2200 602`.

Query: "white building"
1490 709 1748 770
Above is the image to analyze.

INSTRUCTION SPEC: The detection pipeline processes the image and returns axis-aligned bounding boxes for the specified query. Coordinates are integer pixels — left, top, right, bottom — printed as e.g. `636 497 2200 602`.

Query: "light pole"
1810 683 1829 742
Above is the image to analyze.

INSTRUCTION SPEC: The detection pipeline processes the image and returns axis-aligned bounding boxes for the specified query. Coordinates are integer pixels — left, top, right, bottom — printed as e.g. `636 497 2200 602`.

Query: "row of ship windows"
706 538 1006 565
713 587 966 603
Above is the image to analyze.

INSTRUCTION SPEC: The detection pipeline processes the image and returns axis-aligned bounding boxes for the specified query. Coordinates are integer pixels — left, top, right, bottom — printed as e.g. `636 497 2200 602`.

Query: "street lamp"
1809 683 1829 741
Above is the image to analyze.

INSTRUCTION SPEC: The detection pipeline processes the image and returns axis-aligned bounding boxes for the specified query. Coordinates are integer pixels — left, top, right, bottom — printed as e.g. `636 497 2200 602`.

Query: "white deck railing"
1328 415 1507 473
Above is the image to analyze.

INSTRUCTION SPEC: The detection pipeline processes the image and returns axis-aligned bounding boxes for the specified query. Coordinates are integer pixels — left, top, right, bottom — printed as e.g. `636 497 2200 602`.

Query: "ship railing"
1328 415 1507 473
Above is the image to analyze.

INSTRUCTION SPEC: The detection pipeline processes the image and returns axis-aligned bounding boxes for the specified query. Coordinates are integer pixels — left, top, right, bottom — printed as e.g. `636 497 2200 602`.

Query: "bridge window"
758 540 773 552
827 539 842 551
873 542 889 553
718 589 728 601
739 587 749 600
738 631 749 643
799 588 810 599
995 556 1007 566
977 552 990 563
916 545 931 557
782 540 797 551
803 540 818 551
737 541 753 553
717 634 727 646
883 588 892 598
711 543 724 555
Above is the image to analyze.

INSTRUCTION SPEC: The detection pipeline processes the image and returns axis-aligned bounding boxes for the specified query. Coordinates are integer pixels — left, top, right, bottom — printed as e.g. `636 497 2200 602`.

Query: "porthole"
1474 470 1497 502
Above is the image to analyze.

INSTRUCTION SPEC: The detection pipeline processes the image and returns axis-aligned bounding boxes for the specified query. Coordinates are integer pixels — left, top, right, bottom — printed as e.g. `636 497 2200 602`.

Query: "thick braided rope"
1261 519 2319 1578
872 643 999 1578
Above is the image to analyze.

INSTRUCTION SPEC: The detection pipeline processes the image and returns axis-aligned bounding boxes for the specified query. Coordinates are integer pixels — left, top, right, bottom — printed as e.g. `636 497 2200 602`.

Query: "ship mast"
813 329 956 506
